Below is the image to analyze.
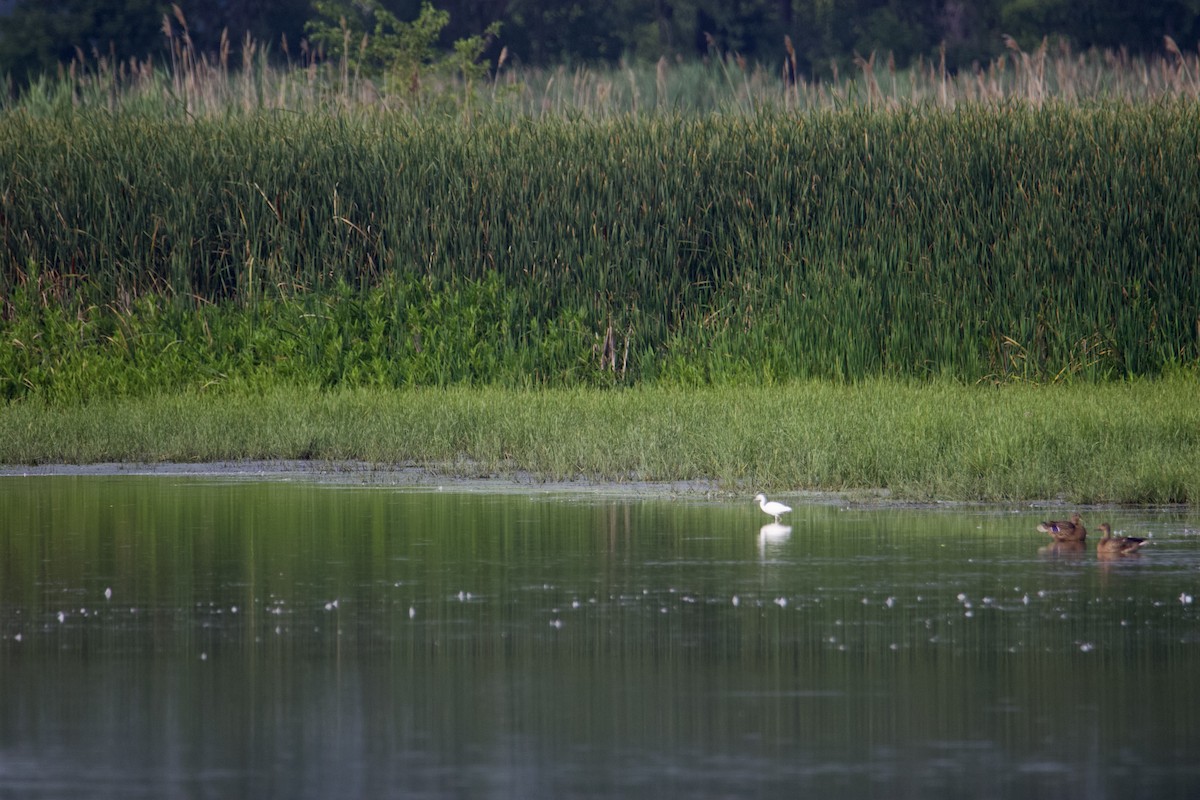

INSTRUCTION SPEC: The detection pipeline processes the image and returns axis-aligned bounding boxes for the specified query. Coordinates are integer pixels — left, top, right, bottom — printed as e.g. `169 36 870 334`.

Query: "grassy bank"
4 61 1199 505
2 380 1197 503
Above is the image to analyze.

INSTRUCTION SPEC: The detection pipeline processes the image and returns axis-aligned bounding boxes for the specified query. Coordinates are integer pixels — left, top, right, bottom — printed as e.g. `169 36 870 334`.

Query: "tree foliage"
0 0 167 86
1 0 1199 89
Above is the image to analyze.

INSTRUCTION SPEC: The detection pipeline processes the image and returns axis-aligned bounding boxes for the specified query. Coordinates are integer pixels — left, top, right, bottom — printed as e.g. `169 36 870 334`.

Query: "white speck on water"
231 606 238 614
861 597 869 605
13 633 21 642
957 593 968 603
571 600 581 609
1079 643 1095 653
731 595 740 606
56 612 65 623
104 587 112 600
200 652 208 661
408 606 416 619
775 597 788 608
884 597 896 608
1022 594 1030 605
324 600 339 611
1181 593 1194 605
549 619 563 629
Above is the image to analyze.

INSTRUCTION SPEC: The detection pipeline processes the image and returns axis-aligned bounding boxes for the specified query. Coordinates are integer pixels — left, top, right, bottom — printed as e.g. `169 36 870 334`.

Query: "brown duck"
1096 523 1147 555
1037 513 1087 543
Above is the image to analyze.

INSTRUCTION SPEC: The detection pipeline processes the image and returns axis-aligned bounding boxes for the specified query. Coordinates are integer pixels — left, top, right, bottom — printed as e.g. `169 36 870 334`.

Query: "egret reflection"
758 522 792 557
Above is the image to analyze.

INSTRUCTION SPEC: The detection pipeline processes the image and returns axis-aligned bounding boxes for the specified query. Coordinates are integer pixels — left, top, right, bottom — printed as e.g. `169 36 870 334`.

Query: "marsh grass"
2 380 1196 504
5 29 1198 504
4 105 1200 390
10 28 1200 117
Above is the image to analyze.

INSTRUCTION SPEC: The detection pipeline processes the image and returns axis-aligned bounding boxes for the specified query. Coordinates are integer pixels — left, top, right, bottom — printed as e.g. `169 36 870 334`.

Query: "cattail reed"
3 103 1198 388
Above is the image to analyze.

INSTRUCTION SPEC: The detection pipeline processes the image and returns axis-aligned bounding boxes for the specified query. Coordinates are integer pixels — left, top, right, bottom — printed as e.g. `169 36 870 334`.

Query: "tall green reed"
2 104 1199 393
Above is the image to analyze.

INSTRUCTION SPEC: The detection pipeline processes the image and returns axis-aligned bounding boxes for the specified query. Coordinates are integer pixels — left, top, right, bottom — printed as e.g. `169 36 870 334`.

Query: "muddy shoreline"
0 459 1142 512
0 459 729 497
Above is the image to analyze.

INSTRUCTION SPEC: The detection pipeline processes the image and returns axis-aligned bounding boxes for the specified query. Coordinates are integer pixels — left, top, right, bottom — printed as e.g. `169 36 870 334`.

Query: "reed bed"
8 33 1200 117
2 380 1197 503
3 103 1199 395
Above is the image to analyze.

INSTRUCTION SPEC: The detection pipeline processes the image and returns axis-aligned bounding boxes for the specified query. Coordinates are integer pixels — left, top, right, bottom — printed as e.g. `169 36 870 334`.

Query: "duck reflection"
758 522 792 558
1038 540 1086 559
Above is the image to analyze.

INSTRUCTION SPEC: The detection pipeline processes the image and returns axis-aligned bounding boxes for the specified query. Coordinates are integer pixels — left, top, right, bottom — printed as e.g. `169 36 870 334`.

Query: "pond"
1 474 1199 799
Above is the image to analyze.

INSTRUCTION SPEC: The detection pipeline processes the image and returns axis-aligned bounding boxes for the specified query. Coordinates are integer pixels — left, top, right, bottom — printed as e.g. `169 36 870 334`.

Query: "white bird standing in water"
754 493 792 523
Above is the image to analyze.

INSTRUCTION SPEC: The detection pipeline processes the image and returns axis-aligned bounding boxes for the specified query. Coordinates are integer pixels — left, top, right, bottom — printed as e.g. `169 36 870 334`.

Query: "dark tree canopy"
2 0 1199 87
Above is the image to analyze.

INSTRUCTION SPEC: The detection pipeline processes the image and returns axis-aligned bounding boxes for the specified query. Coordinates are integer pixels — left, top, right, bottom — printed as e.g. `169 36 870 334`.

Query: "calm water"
2 476 1199 800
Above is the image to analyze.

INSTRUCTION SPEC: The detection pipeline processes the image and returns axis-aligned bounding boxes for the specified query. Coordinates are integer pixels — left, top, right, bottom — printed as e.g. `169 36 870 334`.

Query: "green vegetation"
304 0 500 92
1 274 596 402
3 380 1198 503
8 30 1200 117
2 43 1199 504
3 105 1199 395
2 0 1196 90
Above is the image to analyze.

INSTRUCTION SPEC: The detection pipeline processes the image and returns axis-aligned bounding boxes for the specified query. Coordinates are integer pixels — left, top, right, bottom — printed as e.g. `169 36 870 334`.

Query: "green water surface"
1 476 1198 799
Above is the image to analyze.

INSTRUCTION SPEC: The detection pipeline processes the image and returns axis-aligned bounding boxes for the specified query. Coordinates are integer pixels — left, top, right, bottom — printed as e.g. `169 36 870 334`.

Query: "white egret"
754 493 792 523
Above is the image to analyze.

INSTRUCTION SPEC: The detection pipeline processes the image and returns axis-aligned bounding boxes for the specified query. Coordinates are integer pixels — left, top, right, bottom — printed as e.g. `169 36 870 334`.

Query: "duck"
1096 523 1147 555
1037 513 1087 543
754 493 792 523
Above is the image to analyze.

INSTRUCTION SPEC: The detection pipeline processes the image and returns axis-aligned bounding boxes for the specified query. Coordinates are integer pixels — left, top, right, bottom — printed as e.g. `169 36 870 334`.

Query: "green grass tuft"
2 379 1196 504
